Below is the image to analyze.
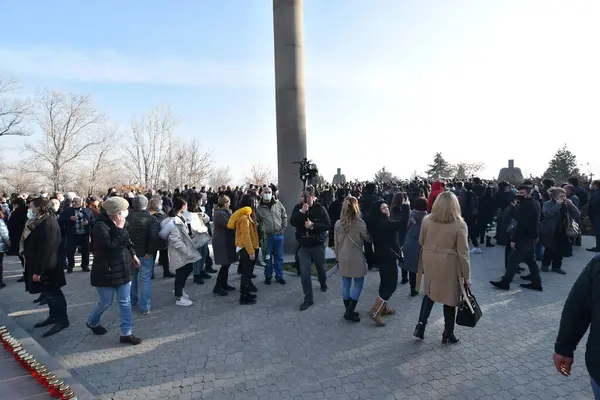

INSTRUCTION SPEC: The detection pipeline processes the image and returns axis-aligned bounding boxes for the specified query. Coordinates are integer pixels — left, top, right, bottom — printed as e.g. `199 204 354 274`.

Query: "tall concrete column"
273 0 307 253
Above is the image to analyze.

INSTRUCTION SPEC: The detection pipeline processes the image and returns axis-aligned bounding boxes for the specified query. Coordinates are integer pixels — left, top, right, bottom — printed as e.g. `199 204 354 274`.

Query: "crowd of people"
0 175 599 397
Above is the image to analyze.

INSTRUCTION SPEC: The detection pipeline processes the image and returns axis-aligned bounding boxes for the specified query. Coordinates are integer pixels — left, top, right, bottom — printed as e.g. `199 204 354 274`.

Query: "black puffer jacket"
91 213 135 287
126 210 159 257
555 254 600 384
290 201 331 247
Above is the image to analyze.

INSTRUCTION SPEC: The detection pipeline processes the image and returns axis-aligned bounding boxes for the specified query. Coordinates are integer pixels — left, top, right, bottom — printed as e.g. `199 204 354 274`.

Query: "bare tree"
0 164 44 194
23 91 103 192
245 164 275 186
86 123 120 195
210 166 232 188
453 162 485 179
125 106 176 189
164 139 213 189
0 75 32 138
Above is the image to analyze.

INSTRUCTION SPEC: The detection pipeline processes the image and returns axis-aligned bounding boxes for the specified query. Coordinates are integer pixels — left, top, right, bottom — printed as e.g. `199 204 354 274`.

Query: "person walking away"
402 197 428 296
390 193 410 284
290 187 331 311
0 209 10 289
478 186 496 247
413 192 470 343
539 187 580 274
553 254 600 399
126 195 159 315
497 194 518 271
7 197 28 283
147 197 176 278
87 197 142 345
211 195 238 295
59 197 94 273
24 198 69 337
359 183 380 270
334 196 371 322
460 182 481 254
366 199 405 326
160 197 201 306
227 195 260 305
587 180 600 253
490 185 543 291
256 186 288 285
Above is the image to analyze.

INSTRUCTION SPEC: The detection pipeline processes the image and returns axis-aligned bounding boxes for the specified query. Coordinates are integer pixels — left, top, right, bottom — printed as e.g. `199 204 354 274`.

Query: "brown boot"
369 297 386 326
382 303 395 316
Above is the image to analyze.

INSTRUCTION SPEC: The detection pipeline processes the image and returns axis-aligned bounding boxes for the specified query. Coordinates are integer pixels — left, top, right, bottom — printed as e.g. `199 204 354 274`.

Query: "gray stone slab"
0 238 597 399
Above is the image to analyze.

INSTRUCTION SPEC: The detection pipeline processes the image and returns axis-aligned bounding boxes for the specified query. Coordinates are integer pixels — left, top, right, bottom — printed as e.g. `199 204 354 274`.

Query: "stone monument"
498 159 524 184
332 168 346 184
273 0 307 252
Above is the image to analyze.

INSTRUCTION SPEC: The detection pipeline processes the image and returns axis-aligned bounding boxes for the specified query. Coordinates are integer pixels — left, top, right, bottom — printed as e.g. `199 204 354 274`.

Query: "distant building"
498 160 524 184
332 168 346 184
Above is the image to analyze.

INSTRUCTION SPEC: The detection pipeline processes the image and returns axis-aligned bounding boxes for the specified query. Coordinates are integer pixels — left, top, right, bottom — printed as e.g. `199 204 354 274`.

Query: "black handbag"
456 287 483 328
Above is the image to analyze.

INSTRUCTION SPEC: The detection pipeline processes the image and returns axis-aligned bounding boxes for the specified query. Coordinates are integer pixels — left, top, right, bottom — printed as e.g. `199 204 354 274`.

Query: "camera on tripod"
294 158 319 183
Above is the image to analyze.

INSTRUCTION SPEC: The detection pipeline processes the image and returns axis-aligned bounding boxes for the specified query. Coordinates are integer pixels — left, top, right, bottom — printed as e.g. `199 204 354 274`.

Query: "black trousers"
502 239 541 285
364 243 375 269
214 264 231 290
465 216 479 247
542 246 564 270
0 252 4 282
174 263 193 297
67 234 90 269
401 268 417 289
239 249 257 295
43 289 69 325
504 245 512 270
159 249 170 275
378 260 398 301
418 295 456 334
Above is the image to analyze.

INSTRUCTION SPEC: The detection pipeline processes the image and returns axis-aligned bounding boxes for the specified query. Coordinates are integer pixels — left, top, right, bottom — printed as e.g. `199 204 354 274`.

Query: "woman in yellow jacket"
227 194 260 305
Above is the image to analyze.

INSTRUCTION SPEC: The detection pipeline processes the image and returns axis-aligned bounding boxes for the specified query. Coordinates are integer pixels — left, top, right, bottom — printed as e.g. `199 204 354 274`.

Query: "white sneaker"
173 290 190 300
470 247 482 254
175 297 193 307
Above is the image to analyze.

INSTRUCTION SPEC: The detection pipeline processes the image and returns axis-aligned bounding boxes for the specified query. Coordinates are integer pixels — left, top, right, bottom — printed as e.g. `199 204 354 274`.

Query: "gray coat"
211 209 238 266
0 219 10 253
334 219 371 278
402 210 427 274
540 200 580 248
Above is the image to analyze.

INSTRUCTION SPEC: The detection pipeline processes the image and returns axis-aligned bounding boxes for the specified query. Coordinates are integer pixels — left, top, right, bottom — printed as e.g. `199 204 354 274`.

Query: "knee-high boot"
442 305 459 344
414 295 434 339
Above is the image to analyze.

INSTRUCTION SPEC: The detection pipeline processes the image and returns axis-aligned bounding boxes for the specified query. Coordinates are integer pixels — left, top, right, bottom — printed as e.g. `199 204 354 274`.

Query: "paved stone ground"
0 238 597 400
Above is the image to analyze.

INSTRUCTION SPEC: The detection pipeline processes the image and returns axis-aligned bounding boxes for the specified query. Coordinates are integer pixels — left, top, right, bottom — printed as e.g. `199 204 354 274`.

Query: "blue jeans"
592 377 600 399
193 245 208 276
131 256 153 312
87 283 133 336
535 243 543 260
342 276 365 301
264 234 284 278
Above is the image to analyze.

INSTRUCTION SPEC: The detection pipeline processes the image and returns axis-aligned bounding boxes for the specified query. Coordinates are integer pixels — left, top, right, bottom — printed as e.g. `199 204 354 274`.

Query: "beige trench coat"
334 219 372 278
418 216 470 307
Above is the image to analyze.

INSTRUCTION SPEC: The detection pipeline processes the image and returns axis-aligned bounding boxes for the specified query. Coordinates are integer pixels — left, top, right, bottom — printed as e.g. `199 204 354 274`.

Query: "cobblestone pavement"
0 238 597 400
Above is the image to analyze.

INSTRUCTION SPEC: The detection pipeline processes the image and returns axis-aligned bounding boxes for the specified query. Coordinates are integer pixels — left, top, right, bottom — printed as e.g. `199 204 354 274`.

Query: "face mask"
262 193 272 202
157 205 163 211
27 209 36 219
120 210 129 218
515 195 525 201
51 205 60 213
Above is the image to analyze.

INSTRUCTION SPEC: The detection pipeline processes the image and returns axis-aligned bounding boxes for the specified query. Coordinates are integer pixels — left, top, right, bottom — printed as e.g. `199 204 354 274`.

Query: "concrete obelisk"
273 0 307 253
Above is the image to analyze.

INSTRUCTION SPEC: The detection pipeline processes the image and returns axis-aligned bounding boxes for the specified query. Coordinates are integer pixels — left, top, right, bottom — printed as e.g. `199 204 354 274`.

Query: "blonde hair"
340 196 361 232
548 187 566 199
148 195 162 213
429 191 463 224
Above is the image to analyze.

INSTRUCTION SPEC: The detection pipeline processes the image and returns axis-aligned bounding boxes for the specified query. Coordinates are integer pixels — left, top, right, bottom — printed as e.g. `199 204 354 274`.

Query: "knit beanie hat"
133 195 149 211
102 197 129 216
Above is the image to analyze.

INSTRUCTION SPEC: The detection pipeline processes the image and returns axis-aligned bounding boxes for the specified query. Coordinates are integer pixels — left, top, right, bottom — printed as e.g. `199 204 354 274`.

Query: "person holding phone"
554 254 600 399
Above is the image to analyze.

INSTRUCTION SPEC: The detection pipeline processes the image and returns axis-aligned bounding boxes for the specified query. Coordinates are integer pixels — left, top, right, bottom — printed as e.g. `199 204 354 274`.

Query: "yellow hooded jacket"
227 206 259 256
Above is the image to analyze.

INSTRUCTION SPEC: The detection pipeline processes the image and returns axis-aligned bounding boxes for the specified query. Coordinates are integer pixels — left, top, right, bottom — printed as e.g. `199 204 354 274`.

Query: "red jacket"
427 181 444 212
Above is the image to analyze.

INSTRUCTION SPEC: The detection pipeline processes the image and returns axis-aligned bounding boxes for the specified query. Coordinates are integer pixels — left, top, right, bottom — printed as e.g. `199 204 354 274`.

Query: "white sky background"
0 1 599 183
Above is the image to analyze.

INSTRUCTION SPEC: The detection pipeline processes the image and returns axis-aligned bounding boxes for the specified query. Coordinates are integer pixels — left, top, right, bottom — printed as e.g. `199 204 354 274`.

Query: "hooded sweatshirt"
427 181 444 212
227 206 259 256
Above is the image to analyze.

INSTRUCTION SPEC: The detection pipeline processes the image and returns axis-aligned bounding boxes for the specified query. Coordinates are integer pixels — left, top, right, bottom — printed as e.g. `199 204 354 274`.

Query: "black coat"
290 201 331 247
91 213 135 288
7 206 28 256
23 215 65 294
125 210 159 257
390 204 410 246
555 254 600 384
367 201 404 263
512 197 540 244
58 207 95 236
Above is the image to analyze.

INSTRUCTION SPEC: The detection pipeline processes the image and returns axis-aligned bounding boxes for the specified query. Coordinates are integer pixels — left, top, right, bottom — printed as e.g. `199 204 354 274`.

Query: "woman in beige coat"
413 191 471 344
334 196 371 323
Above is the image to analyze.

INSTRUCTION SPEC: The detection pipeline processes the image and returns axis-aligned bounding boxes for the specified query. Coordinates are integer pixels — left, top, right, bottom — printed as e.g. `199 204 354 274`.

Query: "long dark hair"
31 198 50 215
187 194 201 212
170 197 187 217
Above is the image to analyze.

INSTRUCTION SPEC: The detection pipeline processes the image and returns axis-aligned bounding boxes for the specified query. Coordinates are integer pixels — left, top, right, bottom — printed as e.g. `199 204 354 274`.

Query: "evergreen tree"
373 167 397 182
543 144 581 184
426 152 454 179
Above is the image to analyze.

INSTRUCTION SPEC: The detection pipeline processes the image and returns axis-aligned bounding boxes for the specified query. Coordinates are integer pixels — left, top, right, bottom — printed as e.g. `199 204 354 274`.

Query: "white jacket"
0 219 10 253
161 216 201 270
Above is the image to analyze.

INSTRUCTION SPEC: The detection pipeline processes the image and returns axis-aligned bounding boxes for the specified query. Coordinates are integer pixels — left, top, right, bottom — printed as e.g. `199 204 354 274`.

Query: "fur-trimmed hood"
227 206 252 230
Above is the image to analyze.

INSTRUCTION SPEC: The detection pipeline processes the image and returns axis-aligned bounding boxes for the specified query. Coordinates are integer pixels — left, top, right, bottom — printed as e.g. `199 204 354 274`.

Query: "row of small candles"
0 326 77 399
